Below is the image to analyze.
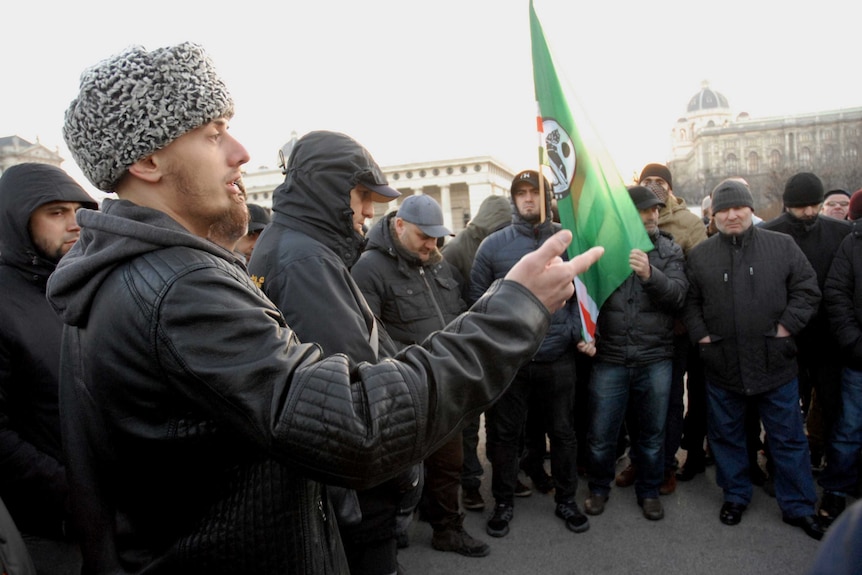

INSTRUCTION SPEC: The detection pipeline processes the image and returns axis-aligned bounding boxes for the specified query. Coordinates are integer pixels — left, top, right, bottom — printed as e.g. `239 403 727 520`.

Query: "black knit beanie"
711 179 754 214
783 172 824 207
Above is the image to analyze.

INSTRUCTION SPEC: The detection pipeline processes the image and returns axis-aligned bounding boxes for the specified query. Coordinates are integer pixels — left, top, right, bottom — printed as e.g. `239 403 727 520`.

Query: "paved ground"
398 445 834 575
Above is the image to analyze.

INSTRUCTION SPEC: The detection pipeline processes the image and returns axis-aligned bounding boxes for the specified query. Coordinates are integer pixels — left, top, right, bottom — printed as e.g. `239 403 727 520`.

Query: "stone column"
439 185 453 232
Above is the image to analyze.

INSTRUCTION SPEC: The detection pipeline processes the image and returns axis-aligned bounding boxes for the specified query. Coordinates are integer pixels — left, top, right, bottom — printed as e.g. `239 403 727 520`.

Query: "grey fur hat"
63 42 234 192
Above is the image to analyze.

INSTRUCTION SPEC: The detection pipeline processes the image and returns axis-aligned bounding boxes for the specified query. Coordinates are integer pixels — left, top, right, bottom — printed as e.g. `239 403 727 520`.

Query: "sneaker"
615 463 636 487
660 467 677 495
431 527 490 557
514 479 532 497
555 500 590 533
486 503 513 537
462 486 485 511
818 491 846 526
584 492 608 516
639 497 664 521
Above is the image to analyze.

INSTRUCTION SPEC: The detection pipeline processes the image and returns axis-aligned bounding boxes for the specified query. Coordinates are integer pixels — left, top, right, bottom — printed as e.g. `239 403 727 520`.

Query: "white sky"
4 0 860 198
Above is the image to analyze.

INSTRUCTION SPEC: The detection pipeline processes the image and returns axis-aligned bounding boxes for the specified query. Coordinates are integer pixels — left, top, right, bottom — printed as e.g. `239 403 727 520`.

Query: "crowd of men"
0 41 860 575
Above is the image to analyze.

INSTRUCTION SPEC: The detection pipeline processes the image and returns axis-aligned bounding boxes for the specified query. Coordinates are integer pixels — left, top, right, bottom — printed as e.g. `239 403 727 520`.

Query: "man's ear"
127 154 162 183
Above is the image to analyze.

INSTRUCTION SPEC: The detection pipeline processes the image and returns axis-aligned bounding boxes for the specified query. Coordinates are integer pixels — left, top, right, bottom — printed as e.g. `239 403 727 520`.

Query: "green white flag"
530 0 653 341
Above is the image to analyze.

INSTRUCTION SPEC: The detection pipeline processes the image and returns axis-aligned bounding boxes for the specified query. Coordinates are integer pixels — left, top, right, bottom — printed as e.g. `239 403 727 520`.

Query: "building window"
824 144 834 160
846 144 859 159
770 149 782 170
799 147 812 167
747 152 759 174
726 154 738 175
419 170 426 177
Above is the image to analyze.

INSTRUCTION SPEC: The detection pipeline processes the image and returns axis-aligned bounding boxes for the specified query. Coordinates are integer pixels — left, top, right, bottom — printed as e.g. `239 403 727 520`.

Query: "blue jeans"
587 360 672 500
485 354 578 505
707 378 817 518
819 367 862 494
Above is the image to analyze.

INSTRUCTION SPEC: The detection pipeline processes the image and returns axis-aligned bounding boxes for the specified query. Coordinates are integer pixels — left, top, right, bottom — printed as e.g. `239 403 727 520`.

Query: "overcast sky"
4 0 860 197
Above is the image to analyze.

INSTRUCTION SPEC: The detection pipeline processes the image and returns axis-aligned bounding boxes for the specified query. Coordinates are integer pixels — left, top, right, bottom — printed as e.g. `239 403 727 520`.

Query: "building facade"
243 145 516 235
668 82 862 220
0 136 64 175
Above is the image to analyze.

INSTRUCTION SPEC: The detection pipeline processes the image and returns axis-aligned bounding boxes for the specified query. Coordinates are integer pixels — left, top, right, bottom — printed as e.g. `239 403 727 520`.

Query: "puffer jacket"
45 198 552 574
470 198 581 362
353 212 467 347
594 230 687 366
683 224 820 395
824 222 862 369
0 163 96 537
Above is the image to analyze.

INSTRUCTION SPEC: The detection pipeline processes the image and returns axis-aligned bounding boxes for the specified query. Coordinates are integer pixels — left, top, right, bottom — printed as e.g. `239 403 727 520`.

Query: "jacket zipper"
419 267 447 328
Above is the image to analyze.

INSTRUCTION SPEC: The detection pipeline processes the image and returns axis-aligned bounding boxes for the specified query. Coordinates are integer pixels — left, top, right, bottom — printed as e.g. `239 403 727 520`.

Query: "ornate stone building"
0 135 64 175
243 133 516 234
668 82 862 220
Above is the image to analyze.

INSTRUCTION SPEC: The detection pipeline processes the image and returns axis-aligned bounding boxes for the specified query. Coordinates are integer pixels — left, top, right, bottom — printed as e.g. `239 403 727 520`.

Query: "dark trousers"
423 434 465 532
680 341 708 467
486 354 578 505
341 480 401 575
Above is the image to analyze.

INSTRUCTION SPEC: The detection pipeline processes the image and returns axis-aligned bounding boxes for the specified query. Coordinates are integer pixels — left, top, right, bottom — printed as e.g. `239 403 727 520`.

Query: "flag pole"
536 102 546 223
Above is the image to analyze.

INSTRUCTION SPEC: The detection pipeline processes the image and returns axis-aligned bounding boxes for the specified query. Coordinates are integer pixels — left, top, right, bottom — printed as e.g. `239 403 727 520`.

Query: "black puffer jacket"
594 231 687 366
353 212 467 347
683 225 820 395
470 197 581 361
824 222 862 369
46 198 552 574
0 163 96 537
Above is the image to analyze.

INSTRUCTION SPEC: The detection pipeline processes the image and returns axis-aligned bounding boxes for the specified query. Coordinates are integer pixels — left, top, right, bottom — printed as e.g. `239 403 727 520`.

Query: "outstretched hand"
505 230 604 313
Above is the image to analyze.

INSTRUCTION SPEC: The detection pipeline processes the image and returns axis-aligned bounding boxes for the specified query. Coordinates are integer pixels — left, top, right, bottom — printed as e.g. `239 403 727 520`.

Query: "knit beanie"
711 179 754 214
63 43 234 192
849 189 862 221
783 172 824 207
639 163 673 191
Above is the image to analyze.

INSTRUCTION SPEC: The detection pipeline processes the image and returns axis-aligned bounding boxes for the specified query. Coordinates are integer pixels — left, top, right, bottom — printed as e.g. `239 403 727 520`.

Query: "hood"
365 211 441 268
46 198 239 326
470 195 512 236
271 130 392 269
0 163 98 278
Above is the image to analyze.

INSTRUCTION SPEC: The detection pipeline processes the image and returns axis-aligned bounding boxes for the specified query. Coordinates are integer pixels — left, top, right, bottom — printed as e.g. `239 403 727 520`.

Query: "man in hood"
0 162 97 574
48 42 602 574
248 130 421 574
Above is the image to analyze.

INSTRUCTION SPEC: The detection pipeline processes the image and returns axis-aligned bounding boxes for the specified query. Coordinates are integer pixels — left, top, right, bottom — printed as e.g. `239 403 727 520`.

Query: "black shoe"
783 514 826 541
514 479 532 497
462 486 485 512
639 497 664 521
486 503 513 537
555 500 590 533
719 502 746 526
818 491 846 526
584 492 608 516
530 472 555 494
676 462 705 481
431 527 490 557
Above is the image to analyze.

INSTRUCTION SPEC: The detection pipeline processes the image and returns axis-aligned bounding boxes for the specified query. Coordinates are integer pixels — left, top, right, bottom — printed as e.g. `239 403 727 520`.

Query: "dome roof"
686 80 729 113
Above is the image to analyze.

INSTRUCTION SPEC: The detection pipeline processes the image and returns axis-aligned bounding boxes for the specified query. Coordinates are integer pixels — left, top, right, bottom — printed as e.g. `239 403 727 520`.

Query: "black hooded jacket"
249 131 398 363
0 163 96 537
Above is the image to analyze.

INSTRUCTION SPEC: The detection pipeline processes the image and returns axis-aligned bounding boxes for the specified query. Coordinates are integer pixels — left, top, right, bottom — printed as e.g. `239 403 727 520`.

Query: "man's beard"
166 164 249 250
208 202 249 251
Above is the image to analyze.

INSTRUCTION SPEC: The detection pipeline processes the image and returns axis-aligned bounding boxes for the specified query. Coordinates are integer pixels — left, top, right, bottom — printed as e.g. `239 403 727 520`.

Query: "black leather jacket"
46 198 551 574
